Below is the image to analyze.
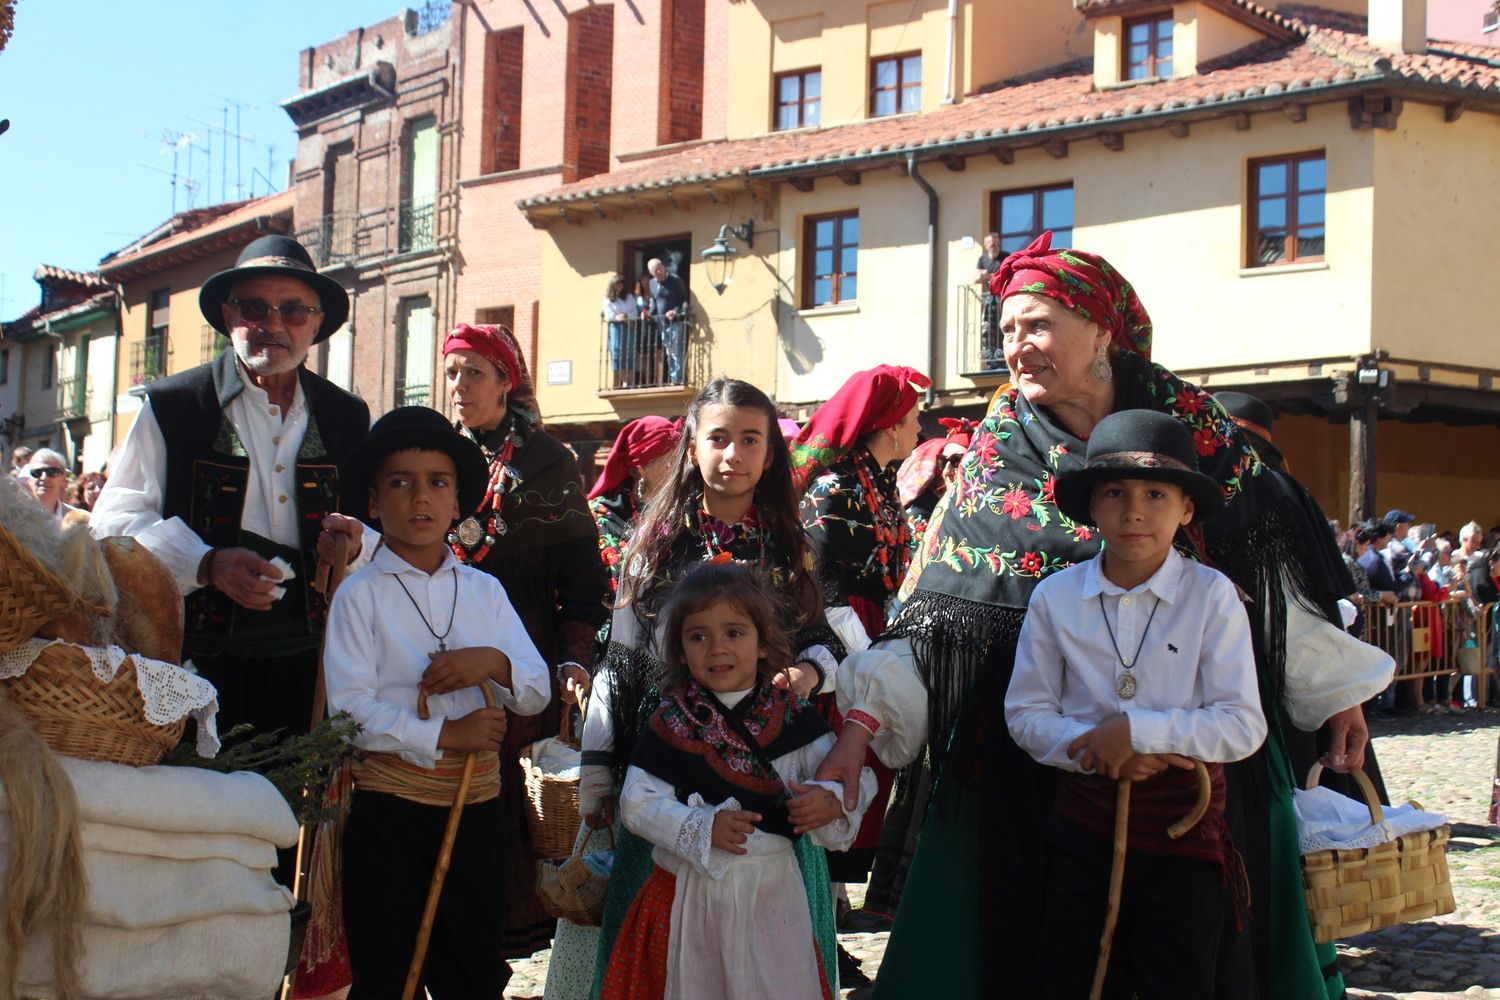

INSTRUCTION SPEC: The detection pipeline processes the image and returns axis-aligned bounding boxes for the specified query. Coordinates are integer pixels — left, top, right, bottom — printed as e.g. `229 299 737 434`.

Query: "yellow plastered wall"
533 199 783 424
111 256 231 447
1277 413 1500 530
967 0 1090 93
1370 103 1500 371
1093 16 1123 86
1177 4 1267 75
729 0 953 138
776 171 935 407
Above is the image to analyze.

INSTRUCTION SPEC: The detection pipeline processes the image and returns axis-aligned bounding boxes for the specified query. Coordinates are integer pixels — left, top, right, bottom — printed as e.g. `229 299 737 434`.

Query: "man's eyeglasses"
227 298 322 329
28 467 65 479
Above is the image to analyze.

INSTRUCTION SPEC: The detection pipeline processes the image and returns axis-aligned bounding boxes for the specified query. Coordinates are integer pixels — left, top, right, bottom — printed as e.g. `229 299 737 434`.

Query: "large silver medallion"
456 516 485 547
1116 673 1137 700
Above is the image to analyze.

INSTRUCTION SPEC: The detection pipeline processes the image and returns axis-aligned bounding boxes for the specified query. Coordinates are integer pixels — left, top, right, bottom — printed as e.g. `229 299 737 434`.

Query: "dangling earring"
1092 344 1113 384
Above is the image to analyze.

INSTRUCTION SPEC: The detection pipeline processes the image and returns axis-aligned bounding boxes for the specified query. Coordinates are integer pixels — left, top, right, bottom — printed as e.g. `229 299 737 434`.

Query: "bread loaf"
98 537 184 663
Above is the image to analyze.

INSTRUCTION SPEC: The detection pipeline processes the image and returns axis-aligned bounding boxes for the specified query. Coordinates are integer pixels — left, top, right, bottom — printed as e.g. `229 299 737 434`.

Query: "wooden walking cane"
400 683 497 1000
279 533 351 1000
1088 760 1213 1000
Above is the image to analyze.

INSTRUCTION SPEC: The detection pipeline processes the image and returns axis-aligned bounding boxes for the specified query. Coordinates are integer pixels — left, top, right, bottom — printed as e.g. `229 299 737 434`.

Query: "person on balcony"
89 234 371 753
602 273 641 390
648 257 688 386
973 232 1002 369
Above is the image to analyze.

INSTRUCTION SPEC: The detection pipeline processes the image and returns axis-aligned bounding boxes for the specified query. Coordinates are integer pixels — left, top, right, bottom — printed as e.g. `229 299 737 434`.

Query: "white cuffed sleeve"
1006 595 1095 771
774 732 878 851
834 638 930 768
1281 591 1395 731
620 766 738 879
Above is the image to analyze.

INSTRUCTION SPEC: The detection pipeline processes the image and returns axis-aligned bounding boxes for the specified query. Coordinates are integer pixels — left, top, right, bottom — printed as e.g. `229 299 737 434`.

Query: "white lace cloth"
0 638 221 757
1293 785 1448 854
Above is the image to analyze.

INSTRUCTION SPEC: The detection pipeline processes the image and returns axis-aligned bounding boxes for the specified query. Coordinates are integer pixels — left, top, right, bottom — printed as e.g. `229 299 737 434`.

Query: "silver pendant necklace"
1098 592 1161 700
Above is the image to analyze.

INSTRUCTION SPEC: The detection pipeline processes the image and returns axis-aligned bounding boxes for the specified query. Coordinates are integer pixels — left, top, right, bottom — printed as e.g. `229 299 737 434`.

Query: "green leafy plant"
161 713 360 824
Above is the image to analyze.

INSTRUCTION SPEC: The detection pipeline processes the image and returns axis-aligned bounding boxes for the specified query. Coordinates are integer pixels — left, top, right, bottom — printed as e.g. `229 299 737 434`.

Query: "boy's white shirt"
1005 547 1267 771
323 544 551 768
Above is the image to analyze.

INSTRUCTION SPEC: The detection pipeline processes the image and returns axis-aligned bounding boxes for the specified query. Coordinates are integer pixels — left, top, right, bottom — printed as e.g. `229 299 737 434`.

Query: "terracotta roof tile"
32 264 106 288
520 17 1500 213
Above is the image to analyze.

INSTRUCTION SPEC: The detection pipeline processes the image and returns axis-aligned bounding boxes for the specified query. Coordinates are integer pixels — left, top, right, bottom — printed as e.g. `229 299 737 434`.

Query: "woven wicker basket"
0 522 106 654
2 644 185 766
519 701 584 860
1301 763 1455 944
534 826 614 927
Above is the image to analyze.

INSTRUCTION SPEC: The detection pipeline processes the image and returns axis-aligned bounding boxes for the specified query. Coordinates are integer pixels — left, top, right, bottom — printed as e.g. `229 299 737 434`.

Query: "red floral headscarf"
790 364 931 492
588 416 682 500
442 322 539 424
991 231 1153 359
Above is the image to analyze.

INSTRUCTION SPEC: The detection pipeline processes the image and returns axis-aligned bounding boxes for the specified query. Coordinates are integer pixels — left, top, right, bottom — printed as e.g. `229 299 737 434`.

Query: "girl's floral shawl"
632 678 829 840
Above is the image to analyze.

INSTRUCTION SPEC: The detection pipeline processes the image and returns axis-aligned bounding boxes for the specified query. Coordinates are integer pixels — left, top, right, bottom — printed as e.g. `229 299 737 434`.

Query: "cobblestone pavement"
503 711 1499 999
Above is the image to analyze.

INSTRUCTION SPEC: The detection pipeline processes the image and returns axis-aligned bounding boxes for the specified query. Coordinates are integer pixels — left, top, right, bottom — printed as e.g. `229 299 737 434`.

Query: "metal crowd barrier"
1362 598 1495 710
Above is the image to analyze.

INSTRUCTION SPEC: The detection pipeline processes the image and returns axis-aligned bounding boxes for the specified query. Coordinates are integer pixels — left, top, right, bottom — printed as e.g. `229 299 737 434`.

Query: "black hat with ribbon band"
199 234 351 343
1053 409 1225 526
342 406 488 528
1213 391 1283 470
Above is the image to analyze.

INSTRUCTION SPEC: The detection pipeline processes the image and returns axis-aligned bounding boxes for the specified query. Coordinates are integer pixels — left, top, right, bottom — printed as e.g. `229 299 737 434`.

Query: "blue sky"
0 1 396 318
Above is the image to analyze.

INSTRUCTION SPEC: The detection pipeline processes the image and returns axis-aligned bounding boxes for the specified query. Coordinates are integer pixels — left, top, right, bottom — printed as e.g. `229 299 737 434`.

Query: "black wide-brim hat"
1213 391 1283 469
199 234 350 343
1053 409 1225 526
342 407 488 528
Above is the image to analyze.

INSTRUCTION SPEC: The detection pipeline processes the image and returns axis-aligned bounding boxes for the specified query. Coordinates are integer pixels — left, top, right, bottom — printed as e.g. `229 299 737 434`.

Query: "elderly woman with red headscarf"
586 415 681 596
441 323 611 971
813 235 1393 1000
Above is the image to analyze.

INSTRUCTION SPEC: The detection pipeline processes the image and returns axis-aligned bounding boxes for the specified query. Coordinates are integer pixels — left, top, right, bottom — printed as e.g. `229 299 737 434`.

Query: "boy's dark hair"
622 378 818 619
657 562 793 694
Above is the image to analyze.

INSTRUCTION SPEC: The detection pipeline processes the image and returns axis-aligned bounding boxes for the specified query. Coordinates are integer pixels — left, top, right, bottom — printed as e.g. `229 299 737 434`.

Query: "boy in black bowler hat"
325 406 551 999
1005 408 1266 1000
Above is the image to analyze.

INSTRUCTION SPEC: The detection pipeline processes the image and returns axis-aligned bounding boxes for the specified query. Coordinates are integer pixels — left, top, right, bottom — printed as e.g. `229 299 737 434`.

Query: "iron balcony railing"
296 212 362 268
202 326 228 364
956 283 1007 377
399 198 436 254
129 339 167 389
395 381 430 408
55 374 89 421
598 306 700 392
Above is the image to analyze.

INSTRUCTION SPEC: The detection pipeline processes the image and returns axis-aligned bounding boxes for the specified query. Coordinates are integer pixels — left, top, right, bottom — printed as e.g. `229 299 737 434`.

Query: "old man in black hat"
92 234 372 742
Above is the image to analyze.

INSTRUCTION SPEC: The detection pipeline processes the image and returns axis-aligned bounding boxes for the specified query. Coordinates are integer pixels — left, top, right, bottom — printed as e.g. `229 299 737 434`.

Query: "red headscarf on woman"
991 231 1153 359
587 416 682 500
442 322 539 423
896 417 976 507
790 364 931 492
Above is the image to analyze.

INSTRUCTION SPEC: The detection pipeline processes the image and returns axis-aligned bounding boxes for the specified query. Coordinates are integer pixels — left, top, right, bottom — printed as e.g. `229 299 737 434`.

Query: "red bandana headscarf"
896 417 977 506
442 322 539 423
991 231 1153 359
588 416 682 500
790 364 931 492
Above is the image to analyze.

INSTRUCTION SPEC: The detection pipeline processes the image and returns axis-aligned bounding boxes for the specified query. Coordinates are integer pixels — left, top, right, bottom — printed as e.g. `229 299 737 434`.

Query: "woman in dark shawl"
814 234 1392 1000
587 415 681 597
442 322 611 964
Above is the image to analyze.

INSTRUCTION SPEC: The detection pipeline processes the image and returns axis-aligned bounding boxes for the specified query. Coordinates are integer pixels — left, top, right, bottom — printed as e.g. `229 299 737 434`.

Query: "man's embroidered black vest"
145 350 369 649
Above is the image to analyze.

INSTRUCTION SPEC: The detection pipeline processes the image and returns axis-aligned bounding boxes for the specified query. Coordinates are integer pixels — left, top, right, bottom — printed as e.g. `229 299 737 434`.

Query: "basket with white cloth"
519 701 586 860
1297 763 1454 943
1 637 221 764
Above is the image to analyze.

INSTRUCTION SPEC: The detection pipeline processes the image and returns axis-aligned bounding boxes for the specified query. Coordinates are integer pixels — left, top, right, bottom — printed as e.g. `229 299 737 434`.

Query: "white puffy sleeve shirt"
1005 549 1267 771
323 545 551 768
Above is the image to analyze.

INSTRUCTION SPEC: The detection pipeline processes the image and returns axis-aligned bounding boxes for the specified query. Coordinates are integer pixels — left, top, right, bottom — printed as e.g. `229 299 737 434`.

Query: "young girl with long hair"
578 377 846 995
597 562 874 999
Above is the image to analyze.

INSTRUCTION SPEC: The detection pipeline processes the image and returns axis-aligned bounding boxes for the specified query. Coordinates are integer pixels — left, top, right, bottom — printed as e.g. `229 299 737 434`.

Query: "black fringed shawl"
886 351 1341 782
601 507 846 782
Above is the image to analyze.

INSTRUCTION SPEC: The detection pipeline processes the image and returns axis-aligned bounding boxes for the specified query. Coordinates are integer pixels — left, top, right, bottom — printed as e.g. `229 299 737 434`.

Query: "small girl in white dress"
597 561 875 1000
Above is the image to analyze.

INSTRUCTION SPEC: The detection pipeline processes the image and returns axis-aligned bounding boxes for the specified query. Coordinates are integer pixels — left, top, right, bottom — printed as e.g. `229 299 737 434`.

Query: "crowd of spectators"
7 446 108 522
1338 509 1500 717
